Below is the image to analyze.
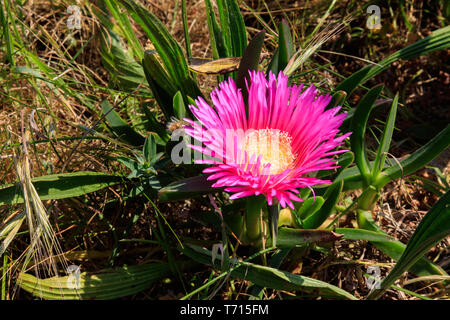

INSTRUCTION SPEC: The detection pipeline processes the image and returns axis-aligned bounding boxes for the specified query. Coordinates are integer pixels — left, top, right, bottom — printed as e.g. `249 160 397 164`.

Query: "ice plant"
184 70 350 210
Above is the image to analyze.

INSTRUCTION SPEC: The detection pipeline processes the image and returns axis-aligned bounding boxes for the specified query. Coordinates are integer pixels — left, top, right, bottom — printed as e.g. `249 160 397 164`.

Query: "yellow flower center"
243 129 295 174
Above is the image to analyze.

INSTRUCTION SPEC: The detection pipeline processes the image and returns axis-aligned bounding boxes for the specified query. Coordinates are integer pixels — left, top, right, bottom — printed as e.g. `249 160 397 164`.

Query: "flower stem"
268 202 280 247
357 185 380 211
245 196 266 242
356 185 381 231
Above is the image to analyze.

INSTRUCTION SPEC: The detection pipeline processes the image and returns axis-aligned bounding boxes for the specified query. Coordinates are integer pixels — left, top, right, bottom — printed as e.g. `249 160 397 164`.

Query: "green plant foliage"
18 263 173 300
302 180 343 229
101 100 146 147
368 190 450 299
158 175 216 202
0 172 124 205
182 244 357 300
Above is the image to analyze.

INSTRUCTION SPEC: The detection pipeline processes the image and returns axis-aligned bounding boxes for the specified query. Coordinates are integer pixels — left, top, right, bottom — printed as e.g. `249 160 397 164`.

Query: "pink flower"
184 70 351 209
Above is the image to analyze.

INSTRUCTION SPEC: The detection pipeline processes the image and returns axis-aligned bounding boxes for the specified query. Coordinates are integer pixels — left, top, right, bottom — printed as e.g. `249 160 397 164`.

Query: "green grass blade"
204 0 228 59
99 27 146 92
0 0 14 66
117 0 187 82
181 0 191 58
101 0 144 59
333 26 450 94
333 65 372 96
375 125 450 188
362 25 450 83
219 0 247 58
371 93 398 178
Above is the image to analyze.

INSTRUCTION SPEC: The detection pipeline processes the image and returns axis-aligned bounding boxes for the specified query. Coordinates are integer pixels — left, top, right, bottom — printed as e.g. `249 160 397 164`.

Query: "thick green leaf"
297 197 324 221
18 263 172 300
357 209 447 279
368 190 450 299
316 151 354 180
249 248 292 300
276 228 343 247
335 228 396 242
143 134 157 164
158 175 216 202
182 244 357 300
101 100 145 147
268 19 294 74
303 180 343 229
328 90 347 109
140 101 168 140
142 51 177 119
350 85 384 185
338 159 391 191
0 172 124 205
236 30 265 104
142 51 177 96
277 20 294 72
117 0 186 87
118 0 201 99
267 48 280 75
173 91 187 120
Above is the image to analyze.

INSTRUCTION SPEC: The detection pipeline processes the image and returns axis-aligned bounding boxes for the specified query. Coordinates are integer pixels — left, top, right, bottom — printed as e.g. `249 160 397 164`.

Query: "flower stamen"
243 129 295 175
